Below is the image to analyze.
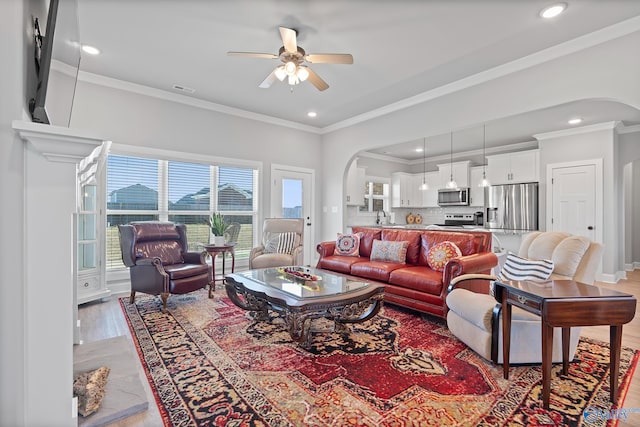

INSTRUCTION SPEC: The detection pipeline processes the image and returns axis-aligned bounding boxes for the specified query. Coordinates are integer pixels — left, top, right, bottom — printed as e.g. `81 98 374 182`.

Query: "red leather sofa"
316 227 498 318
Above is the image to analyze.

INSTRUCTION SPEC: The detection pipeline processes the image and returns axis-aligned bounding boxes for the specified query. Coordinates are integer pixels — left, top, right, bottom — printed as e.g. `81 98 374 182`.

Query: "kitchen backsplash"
346 205 484 227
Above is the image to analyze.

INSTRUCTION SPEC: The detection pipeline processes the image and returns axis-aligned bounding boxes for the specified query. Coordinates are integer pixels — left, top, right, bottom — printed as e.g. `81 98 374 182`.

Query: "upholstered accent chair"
446 231 604 364
249 218 304 269
118 221 210 310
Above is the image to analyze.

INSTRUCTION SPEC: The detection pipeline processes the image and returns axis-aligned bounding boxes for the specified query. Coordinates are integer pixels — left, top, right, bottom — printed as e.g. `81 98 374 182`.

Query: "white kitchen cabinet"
391 172 425 207
486 149 539 185
438 160 470 188
423 171 440 207
346 161 366 205
391 172 404 208
469 166 485 207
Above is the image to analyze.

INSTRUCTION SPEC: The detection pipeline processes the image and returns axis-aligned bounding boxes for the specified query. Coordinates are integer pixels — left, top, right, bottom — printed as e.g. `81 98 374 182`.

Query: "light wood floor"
78 271 640 426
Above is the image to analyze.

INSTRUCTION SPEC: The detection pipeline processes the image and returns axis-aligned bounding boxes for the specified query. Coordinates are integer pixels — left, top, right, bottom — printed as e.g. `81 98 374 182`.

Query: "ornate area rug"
120 289 638 426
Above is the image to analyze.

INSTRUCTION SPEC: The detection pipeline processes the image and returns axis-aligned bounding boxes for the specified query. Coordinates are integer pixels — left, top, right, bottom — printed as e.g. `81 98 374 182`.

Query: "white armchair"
446 231 603 364
249 218 304 269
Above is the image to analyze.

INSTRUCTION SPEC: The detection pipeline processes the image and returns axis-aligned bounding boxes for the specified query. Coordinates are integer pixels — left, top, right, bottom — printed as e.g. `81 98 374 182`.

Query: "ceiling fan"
227 26 353 91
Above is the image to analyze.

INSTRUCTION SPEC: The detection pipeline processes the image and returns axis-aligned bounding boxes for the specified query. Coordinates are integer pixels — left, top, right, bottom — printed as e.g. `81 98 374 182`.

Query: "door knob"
587 226 594 230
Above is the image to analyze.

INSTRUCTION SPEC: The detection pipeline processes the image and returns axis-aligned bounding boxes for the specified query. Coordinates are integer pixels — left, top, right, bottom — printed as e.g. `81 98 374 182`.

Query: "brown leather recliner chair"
118 221 210 310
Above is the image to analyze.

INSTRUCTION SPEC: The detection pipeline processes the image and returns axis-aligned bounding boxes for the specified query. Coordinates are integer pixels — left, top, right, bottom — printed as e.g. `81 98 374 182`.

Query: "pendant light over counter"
446 131 458 189
419 137 428 191
478 124 490 187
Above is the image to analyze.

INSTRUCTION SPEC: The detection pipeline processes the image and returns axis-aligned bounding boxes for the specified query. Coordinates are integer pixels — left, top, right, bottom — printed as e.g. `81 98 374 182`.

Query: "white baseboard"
107 279 131 297
597 270 627 283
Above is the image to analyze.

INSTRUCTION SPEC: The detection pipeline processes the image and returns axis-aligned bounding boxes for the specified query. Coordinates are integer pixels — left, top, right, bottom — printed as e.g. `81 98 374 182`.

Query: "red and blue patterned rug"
120 289 638 426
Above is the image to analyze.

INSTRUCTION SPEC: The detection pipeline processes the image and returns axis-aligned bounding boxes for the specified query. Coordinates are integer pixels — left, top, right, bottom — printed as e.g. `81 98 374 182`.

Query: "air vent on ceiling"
172 84 195 94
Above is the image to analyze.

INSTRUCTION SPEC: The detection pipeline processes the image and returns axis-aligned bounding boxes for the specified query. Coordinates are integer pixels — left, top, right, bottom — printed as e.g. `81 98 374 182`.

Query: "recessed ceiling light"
81 45 100 55
415 148 423 152
307 111 317 118
568 118 582 125
540 3 567 19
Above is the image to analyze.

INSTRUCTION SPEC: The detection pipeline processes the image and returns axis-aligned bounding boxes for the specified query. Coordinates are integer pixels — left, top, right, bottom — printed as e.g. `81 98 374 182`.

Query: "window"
359 179 389 213
106 154 259 270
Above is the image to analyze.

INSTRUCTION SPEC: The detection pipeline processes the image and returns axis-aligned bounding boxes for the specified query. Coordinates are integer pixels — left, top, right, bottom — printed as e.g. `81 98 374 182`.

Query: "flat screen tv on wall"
29 0 81 127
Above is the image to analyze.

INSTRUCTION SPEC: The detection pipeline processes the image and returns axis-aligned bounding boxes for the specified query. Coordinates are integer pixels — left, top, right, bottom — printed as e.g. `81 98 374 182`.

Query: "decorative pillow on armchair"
370 240 409 263
334 233 362 256
500 254 554 281
426 241 462 272
265 232 300 255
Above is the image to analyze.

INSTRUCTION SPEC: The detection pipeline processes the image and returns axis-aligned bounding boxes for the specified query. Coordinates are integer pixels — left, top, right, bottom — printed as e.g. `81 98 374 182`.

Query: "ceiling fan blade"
227 51 278 59
306 67 329 91
258 69 278 89
305 53 354 64
279 27 298 53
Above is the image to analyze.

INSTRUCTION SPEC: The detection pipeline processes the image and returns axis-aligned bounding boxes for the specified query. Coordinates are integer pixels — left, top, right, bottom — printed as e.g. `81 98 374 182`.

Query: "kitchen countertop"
347 224 533 234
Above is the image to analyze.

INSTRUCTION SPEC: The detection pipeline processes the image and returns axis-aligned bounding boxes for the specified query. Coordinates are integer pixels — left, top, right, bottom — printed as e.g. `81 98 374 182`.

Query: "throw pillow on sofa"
500 254 554 281
370 239 409 263
427 241 462 272
334 233 362 256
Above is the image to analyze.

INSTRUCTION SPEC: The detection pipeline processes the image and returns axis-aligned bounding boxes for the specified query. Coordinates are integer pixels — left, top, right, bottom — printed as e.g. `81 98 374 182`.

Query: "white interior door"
271 165 314 265
550 164 596 240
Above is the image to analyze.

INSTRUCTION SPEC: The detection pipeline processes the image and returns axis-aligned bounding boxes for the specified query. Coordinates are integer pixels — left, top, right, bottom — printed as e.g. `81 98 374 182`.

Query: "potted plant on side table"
208 212 227 246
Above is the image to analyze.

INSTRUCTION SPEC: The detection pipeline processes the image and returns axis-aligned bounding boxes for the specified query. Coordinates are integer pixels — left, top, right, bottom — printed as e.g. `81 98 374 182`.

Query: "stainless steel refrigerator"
485 183 538 231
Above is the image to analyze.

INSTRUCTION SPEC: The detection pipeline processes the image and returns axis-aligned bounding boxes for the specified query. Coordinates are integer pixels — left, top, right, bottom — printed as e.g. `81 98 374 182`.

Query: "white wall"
70 79 324 237
537 125 618 278
619 130 640 267
1 0 32 425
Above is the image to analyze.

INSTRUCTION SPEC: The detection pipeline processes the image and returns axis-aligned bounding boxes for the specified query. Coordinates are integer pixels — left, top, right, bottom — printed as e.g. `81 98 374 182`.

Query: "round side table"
204 243 236 298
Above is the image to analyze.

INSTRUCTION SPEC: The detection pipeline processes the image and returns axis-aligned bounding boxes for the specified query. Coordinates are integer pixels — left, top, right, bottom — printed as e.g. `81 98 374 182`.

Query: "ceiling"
76 1 640 157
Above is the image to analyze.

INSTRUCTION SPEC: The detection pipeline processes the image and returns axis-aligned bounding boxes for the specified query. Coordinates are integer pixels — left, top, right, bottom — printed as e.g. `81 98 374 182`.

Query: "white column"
13 121 103 427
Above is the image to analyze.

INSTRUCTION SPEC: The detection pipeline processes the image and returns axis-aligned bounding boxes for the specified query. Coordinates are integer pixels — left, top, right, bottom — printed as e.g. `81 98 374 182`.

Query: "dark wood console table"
494 279 636 409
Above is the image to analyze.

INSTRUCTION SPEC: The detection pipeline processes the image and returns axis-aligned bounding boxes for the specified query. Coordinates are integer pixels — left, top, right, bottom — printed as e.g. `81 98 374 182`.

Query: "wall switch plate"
331 206 338 213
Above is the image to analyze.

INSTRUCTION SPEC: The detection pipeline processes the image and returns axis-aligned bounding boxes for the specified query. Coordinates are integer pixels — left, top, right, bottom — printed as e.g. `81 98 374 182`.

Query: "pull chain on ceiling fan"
227 27 353 91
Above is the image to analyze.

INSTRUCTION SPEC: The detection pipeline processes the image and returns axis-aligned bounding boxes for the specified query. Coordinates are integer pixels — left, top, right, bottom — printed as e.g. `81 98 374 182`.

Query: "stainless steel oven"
437 187 470 206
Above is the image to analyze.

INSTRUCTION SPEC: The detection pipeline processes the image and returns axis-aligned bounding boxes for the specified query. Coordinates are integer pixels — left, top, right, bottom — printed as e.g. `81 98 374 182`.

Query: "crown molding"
77 71 323 135
356 151 412 165
533 121 620 140
321 15 640 134
360 140 538 165
617 123 640 134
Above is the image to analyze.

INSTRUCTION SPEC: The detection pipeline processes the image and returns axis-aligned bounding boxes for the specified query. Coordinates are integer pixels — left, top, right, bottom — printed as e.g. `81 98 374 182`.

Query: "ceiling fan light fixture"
284 61 297 76
288 74 299 85
297 66 309 82
274 66 287 81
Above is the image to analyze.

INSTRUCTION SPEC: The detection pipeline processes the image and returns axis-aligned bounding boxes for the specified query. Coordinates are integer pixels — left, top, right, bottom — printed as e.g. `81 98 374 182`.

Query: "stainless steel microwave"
437 187 470 206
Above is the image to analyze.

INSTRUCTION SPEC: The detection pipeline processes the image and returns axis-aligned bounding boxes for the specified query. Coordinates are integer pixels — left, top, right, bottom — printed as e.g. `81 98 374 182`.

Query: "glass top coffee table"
225 266 385 348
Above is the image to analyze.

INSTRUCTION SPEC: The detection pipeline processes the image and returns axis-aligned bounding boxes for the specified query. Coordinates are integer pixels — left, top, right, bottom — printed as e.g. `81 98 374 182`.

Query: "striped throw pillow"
265 232 299 255
500 254 554 282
